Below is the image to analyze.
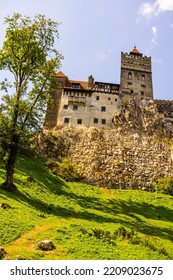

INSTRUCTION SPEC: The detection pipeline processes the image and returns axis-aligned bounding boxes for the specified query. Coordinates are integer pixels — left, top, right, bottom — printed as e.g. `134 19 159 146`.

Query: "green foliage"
51 158 82 182
0 13 62 134
0 156 173 259
91 228 114 244
0 13 63 189
152 177 173 195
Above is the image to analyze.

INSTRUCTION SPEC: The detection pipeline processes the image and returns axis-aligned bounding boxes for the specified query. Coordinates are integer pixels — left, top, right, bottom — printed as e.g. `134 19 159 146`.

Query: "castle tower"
44 71 67 129
120 47 153 100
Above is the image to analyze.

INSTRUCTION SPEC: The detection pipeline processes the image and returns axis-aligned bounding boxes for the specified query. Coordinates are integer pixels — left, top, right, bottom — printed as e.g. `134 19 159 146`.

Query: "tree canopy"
0 13 63 191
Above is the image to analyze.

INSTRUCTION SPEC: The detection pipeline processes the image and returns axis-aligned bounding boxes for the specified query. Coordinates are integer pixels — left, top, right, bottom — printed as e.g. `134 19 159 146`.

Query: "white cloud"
157 0 173 11
151 26 158 46
139 2 157 17
139 0 173 18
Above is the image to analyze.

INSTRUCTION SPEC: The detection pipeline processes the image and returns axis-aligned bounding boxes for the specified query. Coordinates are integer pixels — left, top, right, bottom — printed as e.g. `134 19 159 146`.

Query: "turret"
120 47 153 100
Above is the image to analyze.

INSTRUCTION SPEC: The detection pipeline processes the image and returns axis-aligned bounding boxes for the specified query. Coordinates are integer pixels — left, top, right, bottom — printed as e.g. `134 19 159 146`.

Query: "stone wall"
38 99 173 189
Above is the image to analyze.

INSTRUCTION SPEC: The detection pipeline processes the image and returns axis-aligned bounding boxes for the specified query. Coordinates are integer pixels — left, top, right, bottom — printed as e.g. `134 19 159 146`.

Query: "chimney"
88 75 94 88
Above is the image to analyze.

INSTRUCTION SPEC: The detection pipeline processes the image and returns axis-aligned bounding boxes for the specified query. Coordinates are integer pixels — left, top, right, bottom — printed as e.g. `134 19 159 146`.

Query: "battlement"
121 52 152 73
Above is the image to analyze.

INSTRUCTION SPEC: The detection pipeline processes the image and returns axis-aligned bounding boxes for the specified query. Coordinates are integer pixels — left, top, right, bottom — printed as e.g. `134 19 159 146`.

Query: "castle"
40 47 173 189
45 47 173 130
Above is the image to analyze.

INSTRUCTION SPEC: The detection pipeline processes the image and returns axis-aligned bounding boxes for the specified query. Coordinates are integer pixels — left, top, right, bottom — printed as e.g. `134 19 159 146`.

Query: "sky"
0 0 173 100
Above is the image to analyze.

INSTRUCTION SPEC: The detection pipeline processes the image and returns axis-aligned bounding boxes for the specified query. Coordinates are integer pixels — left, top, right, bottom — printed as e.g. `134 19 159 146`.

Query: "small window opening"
77 119 82 124
101 106 106 112
101 119 106 125
64 118 70 123
94 118 98 124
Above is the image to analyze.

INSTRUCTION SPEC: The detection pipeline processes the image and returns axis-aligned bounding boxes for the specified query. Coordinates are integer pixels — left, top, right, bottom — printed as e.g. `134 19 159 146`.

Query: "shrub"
91 228 115 244
114 226 139 243
52 157 82 182
152 177 173 196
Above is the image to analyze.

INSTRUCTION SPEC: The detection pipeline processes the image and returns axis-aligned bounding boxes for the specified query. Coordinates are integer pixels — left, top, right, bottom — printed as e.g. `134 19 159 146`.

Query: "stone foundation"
38 99 173 189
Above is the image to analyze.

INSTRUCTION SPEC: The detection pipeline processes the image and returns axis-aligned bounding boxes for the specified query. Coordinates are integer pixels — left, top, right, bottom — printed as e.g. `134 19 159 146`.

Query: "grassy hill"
0 156 173 260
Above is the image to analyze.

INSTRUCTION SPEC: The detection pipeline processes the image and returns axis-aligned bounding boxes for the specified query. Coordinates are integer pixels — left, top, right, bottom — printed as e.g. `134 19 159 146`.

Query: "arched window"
128 72 132 80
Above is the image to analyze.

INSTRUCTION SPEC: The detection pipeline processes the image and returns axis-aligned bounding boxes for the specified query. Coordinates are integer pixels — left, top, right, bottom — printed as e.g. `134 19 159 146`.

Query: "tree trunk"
2 136 19 192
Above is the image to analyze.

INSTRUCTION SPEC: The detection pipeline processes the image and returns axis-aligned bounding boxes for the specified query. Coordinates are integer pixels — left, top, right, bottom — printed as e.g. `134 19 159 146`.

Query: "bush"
114 226 139 243
90 228 115 245
52 158 82 182
152 177 173 196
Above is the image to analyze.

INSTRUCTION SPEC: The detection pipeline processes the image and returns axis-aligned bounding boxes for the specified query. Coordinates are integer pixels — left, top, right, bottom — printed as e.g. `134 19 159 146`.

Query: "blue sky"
0 0 173 100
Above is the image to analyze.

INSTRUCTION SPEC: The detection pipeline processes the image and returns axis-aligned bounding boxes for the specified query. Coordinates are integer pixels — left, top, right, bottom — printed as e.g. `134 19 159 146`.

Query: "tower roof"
56 71 67 77
131 46 140 53
130 46 142 56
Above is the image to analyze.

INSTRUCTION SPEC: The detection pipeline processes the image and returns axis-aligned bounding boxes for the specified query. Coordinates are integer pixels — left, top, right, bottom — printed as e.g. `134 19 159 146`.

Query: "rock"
0 247 6 260
27 176 35 183
37 108 173 190
16 255 26 260
37 240 55 251
0 202 10 209
37 213 46 218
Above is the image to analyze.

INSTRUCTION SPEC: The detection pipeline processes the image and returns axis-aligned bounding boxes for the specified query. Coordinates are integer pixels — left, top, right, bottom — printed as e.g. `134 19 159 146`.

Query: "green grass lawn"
0 156 173 260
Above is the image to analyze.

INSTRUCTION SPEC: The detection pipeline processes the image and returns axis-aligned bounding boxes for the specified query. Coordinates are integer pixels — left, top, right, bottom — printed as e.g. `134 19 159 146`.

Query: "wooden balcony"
68 96 86 105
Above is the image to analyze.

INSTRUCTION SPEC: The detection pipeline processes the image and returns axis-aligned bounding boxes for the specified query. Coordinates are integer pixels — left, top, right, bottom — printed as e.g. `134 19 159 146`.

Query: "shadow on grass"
2 187 173 244
1 156 173 244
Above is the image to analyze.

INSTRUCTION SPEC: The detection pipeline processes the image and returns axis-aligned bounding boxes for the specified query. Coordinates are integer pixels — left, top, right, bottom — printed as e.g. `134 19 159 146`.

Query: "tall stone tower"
44 71 67 129
120 47 153 100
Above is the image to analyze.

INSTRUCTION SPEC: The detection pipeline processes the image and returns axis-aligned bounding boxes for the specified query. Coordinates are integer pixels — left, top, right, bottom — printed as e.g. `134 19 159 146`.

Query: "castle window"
72 83 80 89
128 82 132 85
108 97 111 100
77 119 82 124
130 90 134 94
73 105 78 110
96 96 100 100
63 104 68 110
141 74 145 81
128 72 132 80
94 118 98 124
101 119 106 125
141 91 144 96
64 118 70 123
141 84 146 88
101 106 106 112
115 98 117 102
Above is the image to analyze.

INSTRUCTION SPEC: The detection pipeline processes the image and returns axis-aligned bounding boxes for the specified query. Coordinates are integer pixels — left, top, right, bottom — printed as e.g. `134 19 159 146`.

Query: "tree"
0 13 62 191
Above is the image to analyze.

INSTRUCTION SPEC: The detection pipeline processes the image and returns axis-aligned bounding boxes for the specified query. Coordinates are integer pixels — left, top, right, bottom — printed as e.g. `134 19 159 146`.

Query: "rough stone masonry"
38 99 173 190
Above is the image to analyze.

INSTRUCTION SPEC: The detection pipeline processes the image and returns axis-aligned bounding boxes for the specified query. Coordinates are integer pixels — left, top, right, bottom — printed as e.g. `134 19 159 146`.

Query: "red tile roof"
56 71 67 77
130 46 142 55
56 72 93 90
131 47 140 53
69 80 90 90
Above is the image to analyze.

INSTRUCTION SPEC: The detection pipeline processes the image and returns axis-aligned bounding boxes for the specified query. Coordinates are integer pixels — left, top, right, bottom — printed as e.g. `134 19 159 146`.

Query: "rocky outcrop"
37 240 55 251
38 99 173 190
113 99 173 137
